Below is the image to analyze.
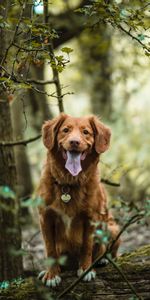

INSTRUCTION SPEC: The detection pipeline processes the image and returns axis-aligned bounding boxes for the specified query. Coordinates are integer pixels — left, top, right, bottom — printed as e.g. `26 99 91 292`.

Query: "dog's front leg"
38 207 61 287
77 220 96 281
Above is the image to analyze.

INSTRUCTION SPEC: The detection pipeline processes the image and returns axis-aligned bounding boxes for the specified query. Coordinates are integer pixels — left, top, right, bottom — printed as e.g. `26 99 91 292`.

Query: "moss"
0 278 34 300
115 245 150 272
118 245 150 263
0 277 54 300
0 277 48 300
0 245 150 300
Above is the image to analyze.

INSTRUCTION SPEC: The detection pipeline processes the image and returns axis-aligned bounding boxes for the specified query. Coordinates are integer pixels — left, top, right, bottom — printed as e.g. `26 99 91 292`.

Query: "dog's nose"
70 140 80 147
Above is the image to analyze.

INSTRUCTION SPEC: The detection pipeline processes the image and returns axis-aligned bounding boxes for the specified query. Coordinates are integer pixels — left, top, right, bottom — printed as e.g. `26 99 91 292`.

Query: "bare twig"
26 78 56 85
57 212 144 299
101 178 120 187
0 134 41 147
0 66 58 97
108 213 144 254
117 23 150 54
106 253 143 300
11 48 20 76
26 230 40 246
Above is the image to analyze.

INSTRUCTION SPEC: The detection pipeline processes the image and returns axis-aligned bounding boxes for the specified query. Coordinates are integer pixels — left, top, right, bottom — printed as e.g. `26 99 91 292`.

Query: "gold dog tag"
61 193 71 203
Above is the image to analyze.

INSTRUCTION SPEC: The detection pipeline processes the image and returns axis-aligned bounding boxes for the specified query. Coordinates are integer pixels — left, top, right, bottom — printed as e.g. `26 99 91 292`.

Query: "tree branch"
48 1 91 48
57 212 144 299
108 213 144 254
0 66 58 97
116 23 150 54
106 253 143 300
26 78 55 85
105 6 150 54
12 42 48 52
101 178 120 187
0 134 41 147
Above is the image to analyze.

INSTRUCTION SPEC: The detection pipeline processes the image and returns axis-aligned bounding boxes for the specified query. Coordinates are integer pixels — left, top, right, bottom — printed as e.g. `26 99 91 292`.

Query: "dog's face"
42 113 111 176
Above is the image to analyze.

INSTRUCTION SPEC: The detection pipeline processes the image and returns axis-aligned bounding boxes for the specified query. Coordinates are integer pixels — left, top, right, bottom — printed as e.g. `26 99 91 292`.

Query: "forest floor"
22 217 150 273
1 218 149 300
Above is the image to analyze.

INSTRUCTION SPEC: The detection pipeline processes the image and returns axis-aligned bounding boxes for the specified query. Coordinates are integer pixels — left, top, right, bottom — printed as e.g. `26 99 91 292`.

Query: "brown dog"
37 113 120 287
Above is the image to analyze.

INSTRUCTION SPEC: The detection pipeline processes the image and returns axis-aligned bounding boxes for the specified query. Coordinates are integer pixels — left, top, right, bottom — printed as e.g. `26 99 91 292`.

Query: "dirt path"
22 222 150 272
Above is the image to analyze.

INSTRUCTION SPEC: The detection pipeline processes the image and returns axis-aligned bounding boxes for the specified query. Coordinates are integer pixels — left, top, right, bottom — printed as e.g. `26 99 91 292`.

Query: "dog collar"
54 180 73 204
61 185 71 203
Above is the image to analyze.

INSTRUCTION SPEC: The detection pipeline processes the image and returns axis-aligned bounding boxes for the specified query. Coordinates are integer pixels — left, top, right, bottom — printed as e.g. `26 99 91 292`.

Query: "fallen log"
0 245 150 300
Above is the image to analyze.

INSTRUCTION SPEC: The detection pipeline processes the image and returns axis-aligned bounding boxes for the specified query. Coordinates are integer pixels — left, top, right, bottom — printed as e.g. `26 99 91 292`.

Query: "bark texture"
0 2 22 280
11 98 33 200
0 98 23 281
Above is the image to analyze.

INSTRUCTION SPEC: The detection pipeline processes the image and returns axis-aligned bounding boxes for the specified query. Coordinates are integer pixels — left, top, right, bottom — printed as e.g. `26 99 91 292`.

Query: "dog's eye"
63 127 69 133
83 129 89 135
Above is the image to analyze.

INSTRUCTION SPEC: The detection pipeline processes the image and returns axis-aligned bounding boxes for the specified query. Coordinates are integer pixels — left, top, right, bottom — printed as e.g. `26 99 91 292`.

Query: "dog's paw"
38 270 61 287
77 268 96 282
38 270 46 280
96 258 109 267
43 275 61 287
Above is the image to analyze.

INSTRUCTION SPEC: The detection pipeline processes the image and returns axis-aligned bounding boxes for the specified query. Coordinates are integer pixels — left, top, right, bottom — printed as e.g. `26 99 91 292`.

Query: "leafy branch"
1 1 27 66
0 1 72 111
43 0 64 113
106 6 150 55
80 0 150 55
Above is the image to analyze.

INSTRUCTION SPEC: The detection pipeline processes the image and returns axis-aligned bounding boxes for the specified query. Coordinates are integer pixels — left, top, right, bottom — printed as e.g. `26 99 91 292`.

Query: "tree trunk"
11 98 33 200
0 97 23 281
79 25 112 120
90 26 112 119
0 1 23 280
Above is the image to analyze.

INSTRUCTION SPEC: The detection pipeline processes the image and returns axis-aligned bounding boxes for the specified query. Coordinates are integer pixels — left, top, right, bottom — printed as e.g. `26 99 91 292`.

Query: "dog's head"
42 113 111 176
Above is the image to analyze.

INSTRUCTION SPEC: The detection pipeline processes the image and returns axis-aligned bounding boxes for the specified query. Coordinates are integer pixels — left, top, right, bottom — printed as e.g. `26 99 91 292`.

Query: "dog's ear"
90 116 111 153
42 113 68 150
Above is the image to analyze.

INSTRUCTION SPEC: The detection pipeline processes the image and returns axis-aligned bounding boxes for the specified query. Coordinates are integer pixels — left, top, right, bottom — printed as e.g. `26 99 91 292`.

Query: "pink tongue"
65 151 82 176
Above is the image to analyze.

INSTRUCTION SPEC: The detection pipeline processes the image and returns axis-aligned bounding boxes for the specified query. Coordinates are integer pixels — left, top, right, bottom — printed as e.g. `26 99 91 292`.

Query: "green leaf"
58 255 67 266
17 83 32 90
10 248 28 257
21 196 44 208
12 277 24 286
137 34 145 41
0 77 8 82
0 281 9 289
96 229 103 236
44 257 56 267
55 55 64 62
120 9 131 18
61 47 73 54
102 236 109 244
0 186 15 199
0 277 24 290
56 65 64 73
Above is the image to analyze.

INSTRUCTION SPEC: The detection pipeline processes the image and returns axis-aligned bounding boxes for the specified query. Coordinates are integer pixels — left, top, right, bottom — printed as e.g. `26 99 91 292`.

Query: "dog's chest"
61 213 73 236
57 210 83 248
